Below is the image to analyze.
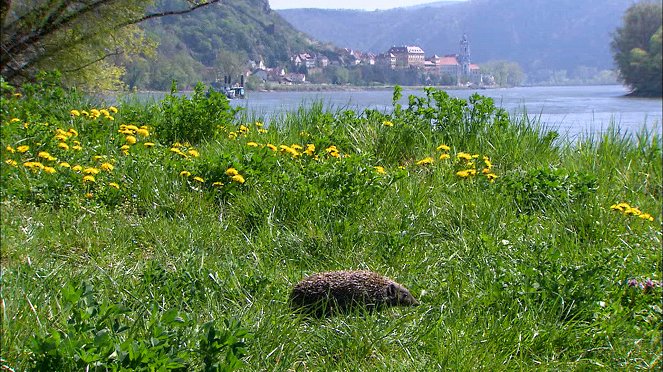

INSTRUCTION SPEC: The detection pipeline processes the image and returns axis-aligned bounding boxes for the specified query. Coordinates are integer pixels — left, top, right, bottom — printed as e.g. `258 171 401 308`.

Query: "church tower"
458 34 471 77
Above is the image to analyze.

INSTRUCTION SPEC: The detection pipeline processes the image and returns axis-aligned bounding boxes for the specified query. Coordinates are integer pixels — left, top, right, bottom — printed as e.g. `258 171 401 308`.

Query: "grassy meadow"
1 77 661 370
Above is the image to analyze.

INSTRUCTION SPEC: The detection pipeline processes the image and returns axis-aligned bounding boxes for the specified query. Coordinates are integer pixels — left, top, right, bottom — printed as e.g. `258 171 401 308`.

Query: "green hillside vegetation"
278 0 630 83
1 75 661 370
125 0 329 90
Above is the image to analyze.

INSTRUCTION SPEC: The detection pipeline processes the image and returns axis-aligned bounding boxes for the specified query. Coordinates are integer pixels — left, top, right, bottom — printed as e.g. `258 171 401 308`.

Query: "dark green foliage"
156 82 238 145
28 281 251 371
611 1 663 96
502 167 598 214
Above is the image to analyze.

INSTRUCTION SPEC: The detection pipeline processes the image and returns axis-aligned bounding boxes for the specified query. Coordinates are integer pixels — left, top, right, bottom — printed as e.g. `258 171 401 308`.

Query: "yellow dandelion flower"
10 118 21 123
108 106 118 113
72 145 83 151
485 173 498 182
382 120 394 127
85 192 94 199
456 170 471 178
118 129 134 135
23 161 43 169
109 182 120 189
225 167 239 176
193 176 205 183
6 146 15 153
99 109 110 117
456 152 472 161
624 207 642 216
13 92 22 98
59 162 71 168
83 175 95 183
291 144 303 150
81 110 89 117
304 144 316 156
172 142 183 148
17 145 29 153
43 166 56 174
231 174 245 184
100 162 114 172
70 109 81 117
247 142 259 147
439 153 450 160
120 145 131 151
187 149 200 157
228 132 238 140
125 135 137 145
5 159 18 167
255 121 263 127
436 144 450 151
180 170 191 177
325 145 339 153
83 167 100 175
170 148 187 157
212 181 224 187
144 142 155 148
266 144 277 151
416 157 434 166
58 142 69 150
239 124 249 133
72 165 83 172
374 166 386 174
136 128 149 137
257 128 268 134
54 134 68 141
38 151 52 159
90 109 101 117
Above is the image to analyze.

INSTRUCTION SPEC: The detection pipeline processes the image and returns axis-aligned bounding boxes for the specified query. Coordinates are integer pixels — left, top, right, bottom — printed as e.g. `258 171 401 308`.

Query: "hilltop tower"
458 34 471 77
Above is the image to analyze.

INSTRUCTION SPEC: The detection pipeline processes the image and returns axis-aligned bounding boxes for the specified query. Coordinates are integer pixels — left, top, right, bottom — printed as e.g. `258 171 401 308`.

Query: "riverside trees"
611 1 662 97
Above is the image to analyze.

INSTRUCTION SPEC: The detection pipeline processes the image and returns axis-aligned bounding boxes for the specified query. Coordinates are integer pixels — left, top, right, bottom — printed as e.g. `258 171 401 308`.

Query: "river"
133 85 662 139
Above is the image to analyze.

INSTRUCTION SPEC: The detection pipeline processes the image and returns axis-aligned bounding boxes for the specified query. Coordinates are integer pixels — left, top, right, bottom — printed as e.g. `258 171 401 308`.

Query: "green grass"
1 77 661 370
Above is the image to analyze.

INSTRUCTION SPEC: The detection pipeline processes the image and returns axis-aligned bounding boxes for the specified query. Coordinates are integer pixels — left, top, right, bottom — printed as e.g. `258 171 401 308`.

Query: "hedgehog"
289 270 419 316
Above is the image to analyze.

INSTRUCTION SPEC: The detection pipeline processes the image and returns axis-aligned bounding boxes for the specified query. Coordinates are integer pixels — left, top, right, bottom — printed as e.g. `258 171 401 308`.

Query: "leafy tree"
611 1 662 96
0 0 219 90
480 60 525 87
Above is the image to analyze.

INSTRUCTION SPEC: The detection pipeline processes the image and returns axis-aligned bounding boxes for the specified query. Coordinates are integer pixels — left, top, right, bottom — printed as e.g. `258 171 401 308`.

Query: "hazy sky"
269 0 464 11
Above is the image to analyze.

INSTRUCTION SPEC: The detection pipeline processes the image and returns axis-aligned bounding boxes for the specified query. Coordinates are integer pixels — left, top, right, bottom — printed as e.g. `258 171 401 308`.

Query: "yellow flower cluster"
179 166 246 187
610 202 655 221
227 121 267 140
411 144 498 182
70 106 117 121
244 141 327 160
169 142 199 159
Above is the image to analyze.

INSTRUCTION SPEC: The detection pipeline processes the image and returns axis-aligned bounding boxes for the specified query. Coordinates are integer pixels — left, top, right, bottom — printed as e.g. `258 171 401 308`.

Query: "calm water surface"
230 85 661 139
133 85 662 139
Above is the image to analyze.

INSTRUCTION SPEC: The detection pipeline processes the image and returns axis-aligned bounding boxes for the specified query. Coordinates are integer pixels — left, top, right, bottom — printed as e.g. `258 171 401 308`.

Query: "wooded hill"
278 0 631 78
125 0 330 90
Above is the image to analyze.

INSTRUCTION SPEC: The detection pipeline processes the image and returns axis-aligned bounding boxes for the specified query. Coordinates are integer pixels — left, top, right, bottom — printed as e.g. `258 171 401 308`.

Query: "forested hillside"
125 0 328 90
278 0 630 78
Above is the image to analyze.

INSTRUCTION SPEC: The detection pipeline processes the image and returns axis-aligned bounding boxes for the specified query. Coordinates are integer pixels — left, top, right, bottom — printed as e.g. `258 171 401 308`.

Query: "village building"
387 45 426 68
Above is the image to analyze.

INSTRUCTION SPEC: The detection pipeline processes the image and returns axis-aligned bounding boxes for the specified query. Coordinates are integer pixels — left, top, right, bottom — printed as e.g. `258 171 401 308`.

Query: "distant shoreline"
252 83 493 93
